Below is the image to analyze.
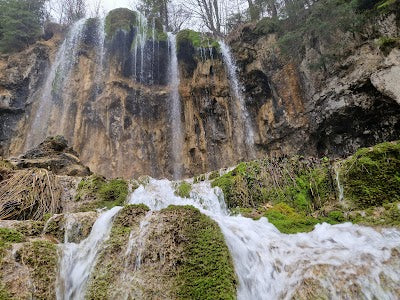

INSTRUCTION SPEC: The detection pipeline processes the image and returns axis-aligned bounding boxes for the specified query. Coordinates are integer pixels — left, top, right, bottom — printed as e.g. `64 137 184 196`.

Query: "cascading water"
56 206 122 300
167 33 184 179
220 41 256 159
94 17 106 93
25 19 86 151
129 178 400 300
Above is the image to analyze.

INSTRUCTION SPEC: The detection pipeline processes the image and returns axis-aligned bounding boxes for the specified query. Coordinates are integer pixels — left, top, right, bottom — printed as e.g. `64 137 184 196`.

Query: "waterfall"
94 17 106 93
335 167 345 202
56 206 122 300
129 178 400 300
167 33 184 179
25 19 86 151
220 41 256 159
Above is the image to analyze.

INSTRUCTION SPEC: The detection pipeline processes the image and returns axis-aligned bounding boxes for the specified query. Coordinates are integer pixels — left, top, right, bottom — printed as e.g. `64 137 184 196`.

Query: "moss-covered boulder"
74 175 129 211
176 29 219 51
338 141 400 209
105 8 138 39
0 232 58 299
86 205 237 299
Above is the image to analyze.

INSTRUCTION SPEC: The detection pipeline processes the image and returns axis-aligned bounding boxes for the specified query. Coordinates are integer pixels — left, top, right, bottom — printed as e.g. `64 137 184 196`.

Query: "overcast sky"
87 0 137 16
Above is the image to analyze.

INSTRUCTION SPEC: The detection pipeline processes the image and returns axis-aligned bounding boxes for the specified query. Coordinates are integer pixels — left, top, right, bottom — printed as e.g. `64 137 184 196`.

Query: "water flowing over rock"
57 206 122 299
167 33 184 179
129 178 400 299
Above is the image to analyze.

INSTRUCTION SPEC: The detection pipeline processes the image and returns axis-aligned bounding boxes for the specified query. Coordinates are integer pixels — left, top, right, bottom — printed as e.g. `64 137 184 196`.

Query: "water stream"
220 41 256 159
167 33 184 179
129 178 400 300
26 19 86 151
56 206 122 300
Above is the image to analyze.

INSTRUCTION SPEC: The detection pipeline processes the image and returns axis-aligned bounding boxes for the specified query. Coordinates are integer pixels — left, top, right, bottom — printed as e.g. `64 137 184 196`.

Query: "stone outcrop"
0 8 399 179
228 12 400 159
10 136 91 176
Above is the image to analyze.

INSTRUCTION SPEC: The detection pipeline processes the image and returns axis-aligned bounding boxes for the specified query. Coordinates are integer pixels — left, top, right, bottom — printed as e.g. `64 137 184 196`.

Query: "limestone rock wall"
0 10 399 178
229 12 400 159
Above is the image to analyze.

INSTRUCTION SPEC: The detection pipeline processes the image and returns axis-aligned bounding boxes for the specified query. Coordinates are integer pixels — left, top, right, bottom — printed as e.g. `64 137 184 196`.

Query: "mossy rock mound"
339 141 400 209
105 8 138 39
75 175 129 211
176 29 219 51
86 205 237 299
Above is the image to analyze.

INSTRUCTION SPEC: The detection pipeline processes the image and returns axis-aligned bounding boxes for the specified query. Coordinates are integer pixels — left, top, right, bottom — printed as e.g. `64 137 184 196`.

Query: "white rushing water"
94 17 106 93
57 206 122 300
220 41 256 159
129 178 400 300
167 33 184 180
26 19 86 151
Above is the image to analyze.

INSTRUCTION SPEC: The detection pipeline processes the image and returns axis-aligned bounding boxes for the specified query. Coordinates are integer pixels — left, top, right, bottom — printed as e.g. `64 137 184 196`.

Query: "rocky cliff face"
229 12 400 158
0 9 399 179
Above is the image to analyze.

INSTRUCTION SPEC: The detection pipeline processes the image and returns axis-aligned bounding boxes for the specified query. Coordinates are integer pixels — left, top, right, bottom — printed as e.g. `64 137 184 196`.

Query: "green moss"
208 170 220 180
98 179 129 207
339 141 400 209
76 175 128 211
175 181 192 198
263 203 321 234
75 174 106 201
193 174 207 183
377 36 400 54
18 240 58 299
105 8 138 39
328 210 346 222
166 206 237 299
0 283 11 300
0 228 25 243
176 29 219 51
86 204 149 299
212 158 335 212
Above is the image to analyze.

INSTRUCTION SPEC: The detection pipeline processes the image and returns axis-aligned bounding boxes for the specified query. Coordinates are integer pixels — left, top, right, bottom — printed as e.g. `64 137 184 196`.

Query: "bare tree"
169 3 192 32
182 0 225 36
48 0 86 25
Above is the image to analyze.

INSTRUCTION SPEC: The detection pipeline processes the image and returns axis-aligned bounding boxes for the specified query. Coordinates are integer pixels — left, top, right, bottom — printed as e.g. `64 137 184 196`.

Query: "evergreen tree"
0 0 47 53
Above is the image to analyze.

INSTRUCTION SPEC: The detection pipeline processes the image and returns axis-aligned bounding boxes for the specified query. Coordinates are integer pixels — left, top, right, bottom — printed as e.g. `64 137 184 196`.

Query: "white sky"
86 0 138 16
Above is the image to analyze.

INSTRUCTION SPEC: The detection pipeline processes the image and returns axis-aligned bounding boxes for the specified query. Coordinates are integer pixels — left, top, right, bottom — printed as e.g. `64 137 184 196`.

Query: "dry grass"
0 169 62 220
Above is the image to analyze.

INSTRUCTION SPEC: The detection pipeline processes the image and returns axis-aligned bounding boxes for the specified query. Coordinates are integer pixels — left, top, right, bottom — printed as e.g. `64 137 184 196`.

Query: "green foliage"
212 158 335 213
175 181 192 198
176 29 219 51
173 205 237 299
339 141 400 209
278 0 364 61
254 17 281 36
105 8 138 39
0 0 46 53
